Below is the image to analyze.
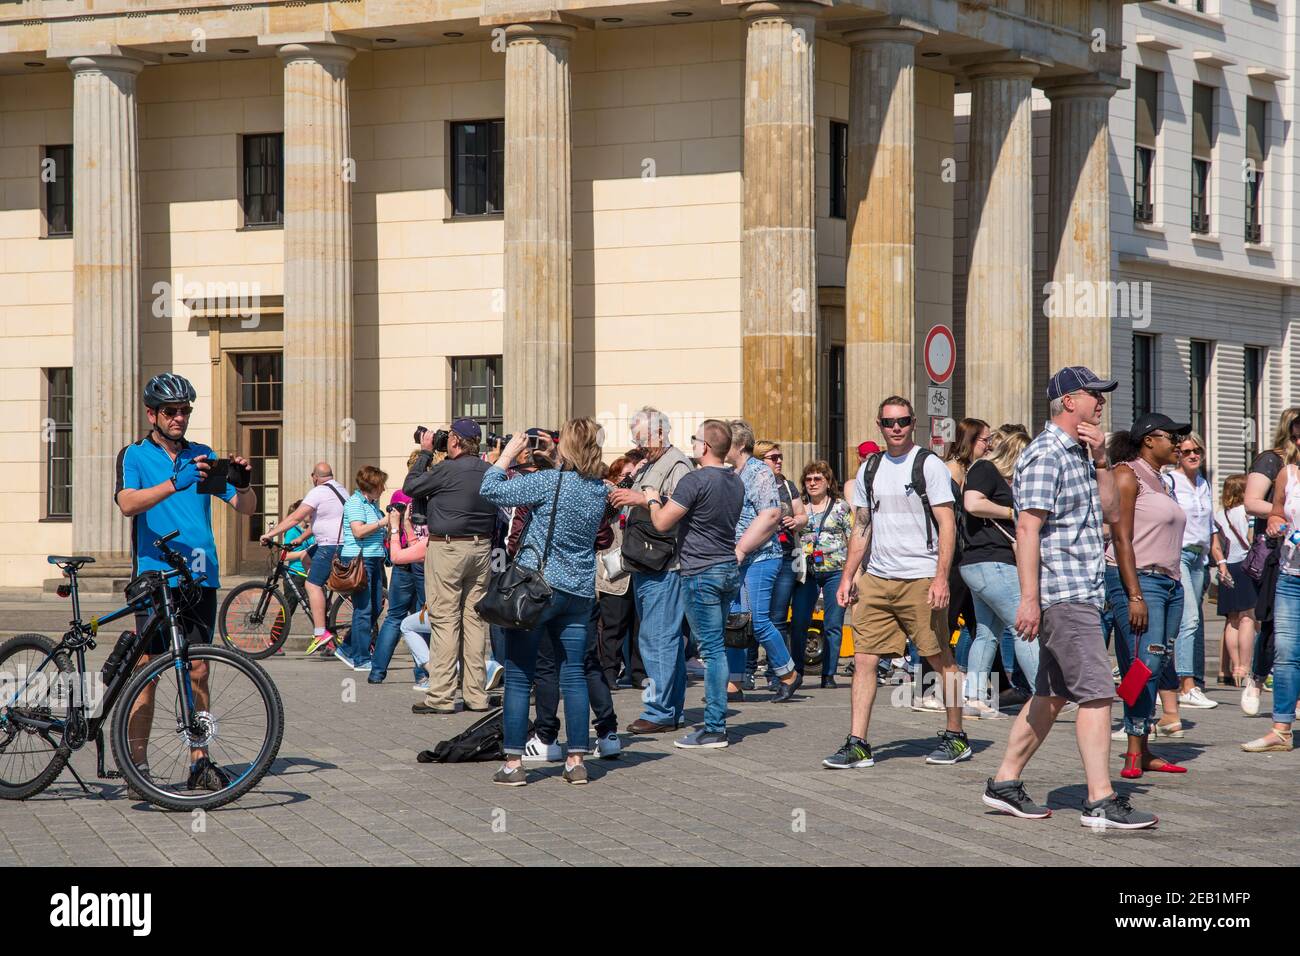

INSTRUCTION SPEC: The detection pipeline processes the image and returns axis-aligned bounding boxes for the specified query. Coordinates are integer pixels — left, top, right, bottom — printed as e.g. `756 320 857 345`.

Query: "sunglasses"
690 435 711 449
158 405 193 419
1178 447 1203 457
764 453 784 462
879 416 914 429
805 475 826 482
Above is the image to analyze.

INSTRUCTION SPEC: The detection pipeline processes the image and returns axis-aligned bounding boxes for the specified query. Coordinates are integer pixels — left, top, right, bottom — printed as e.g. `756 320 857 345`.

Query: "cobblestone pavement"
0 600 1294 867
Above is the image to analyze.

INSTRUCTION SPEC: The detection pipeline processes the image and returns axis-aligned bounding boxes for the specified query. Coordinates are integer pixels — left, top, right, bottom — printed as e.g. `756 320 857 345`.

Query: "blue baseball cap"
1046 366 1119 401
450 417 481 441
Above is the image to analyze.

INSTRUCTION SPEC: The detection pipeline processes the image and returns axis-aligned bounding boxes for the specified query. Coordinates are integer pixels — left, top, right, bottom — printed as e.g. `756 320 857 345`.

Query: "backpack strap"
910 448 938 551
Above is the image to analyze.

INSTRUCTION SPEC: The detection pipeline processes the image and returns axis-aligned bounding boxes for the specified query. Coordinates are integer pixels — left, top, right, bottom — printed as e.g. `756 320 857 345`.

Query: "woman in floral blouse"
790 460 853 687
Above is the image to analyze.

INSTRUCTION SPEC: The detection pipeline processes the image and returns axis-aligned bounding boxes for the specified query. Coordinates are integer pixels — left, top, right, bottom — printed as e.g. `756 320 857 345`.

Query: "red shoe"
1149 760 1187 774
1120 753 1143 779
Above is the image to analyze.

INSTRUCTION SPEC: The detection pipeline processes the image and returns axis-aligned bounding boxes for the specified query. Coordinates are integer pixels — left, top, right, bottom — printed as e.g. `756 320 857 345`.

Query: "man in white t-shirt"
822 396 971 770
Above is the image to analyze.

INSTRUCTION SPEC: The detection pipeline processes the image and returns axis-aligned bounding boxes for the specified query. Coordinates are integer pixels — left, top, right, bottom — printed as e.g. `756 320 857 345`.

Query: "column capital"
480 8 592 32
275 41 358 67
950 50 1052 80
62 49 152 75
837 15 937 46
502 22 578 42
1040 73 1128 100
736 1 829 23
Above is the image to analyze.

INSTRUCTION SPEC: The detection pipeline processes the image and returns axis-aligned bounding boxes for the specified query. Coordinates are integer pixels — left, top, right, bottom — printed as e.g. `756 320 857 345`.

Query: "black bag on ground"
418 708 505 763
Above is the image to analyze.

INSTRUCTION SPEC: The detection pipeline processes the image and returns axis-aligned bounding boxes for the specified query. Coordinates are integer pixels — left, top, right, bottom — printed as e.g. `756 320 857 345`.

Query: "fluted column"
1046 78 1121 416
70 54 145 574
742 1 820 475
963 60 1038 429
279 42 355 488
844 27 922 469
503 22 574 434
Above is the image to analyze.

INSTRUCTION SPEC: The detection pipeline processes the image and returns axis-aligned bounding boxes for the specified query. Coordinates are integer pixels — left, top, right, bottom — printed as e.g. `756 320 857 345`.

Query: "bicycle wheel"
327 593 353 646
110 644 283 811
218 582 291 660
0 634 73 799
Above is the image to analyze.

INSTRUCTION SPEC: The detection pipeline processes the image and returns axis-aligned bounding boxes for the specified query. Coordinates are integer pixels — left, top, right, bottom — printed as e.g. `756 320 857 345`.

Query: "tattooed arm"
835 505 873 608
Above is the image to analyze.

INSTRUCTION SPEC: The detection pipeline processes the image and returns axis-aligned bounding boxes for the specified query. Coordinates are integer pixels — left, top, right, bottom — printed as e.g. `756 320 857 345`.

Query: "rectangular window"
1189 340 1210 461
828 344 846 481
45 368 72 518
1191 83 1215 234
1133 69 1159 224
451 120 504 217
1133 334 1155 421
830 121 848 220
1245 98 1266 243
1244 346 1264 466
451 356 504 438
44 145 73 237
242 133 284 227
236 353 283 414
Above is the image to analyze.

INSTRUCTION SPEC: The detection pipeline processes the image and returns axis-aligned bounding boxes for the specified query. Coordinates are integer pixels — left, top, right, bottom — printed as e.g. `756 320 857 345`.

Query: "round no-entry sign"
924 325 956 384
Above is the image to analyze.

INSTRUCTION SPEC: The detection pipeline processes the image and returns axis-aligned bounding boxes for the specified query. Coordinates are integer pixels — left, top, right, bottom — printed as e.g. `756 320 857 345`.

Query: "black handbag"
723 583 755 650
621 468 680 574
475 472 566 630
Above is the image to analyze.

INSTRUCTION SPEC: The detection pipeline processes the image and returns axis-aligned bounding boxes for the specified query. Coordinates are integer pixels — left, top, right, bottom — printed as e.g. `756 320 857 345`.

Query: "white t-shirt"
1215 505 1251 564
302 479 349 546
1171 470 1214 552
852 446 955 580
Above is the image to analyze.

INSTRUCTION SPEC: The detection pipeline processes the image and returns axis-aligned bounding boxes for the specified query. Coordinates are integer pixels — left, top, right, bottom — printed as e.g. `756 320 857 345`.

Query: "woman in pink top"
1105 413 1190 779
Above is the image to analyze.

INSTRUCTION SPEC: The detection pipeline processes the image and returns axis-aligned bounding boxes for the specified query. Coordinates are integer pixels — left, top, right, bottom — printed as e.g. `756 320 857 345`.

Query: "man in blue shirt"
114 373 258 792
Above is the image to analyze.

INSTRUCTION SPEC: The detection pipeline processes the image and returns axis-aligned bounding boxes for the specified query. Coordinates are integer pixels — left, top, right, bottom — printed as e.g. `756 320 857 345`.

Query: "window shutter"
1135 69 1159 148
1192 84 1215 157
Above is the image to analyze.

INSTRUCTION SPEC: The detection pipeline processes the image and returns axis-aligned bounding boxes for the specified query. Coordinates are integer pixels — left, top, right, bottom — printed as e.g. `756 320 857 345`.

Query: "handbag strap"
325 482 348 544
538 470 567 571
1223 511 1249 551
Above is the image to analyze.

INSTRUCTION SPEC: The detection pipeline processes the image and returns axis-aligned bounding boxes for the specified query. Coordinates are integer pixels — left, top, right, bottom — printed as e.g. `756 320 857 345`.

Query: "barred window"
242 134 284 227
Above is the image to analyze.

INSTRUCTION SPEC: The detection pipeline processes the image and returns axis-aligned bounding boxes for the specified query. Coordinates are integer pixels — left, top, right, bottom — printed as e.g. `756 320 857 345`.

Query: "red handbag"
1116 658 1152 707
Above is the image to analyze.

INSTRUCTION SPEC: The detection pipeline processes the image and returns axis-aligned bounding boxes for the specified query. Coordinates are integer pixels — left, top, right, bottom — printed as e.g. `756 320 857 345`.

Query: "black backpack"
860 448 943 551
417 708 505 763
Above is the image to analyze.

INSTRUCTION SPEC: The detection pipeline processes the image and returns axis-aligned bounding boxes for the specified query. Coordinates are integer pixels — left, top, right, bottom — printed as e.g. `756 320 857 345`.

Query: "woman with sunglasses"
752 441 807 690
1169 432 1218 709
1104 414 1189 777
791 461 852 687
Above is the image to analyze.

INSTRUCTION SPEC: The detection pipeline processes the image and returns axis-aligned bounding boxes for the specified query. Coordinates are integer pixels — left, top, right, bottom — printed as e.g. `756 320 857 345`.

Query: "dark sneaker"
925 729 973 765
982 778 1052 819
674 729 729 749
186 757 231 793
1080 791 1158 830
822 736 874 769
493 764 528 787
562 762 588 785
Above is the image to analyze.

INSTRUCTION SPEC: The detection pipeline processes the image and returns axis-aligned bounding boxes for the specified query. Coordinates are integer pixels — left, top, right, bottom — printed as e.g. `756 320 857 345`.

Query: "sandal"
1242 728 1295 753
1154 721 1185 738
1120 752 1143 779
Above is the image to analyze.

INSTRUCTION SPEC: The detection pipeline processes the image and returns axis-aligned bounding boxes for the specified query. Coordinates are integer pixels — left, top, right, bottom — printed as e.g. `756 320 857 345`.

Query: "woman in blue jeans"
480 419 610 787
724 421 799 702
369 496 427 684
958 425 1035 718
790 460 851 686
749 441 807 688
337 466 390 671
1170 433 1217 706
1105 416 1189 778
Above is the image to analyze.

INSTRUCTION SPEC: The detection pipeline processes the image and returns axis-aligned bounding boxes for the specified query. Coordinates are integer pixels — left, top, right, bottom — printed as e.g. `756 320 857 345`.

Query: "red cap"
857 441 881 457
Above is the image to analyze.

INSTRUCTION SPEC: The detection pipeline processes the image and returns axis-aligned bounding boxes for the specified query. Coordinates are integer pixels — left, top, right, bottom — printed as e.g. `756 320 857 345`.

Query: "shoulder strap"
1223 511 1249 550
911 448 938 550
862 452 883 514
538 471 567 570
327 483 348 541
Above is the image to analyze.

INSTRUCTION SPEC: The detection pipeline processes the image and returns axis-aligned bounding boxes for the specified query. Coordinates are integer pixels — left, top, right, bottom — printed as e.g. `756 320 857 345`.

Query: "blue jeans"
790 568 844 677
726 557 795 681
681 563 741 733
532 601 618 743
346 557 388 667
502 590 594 755
632 568 687 726
1106 566 1183 736
750 553 798 679
1266 572 1300 723
1175 548 1207 681
960 561 1039 704
369 561 425 682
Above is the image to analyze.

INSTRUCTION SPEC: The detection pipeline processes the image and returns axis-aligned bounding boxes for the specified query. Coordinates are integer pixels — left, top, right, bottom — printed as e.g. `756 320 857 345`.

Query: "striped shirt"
1013 422 1106 610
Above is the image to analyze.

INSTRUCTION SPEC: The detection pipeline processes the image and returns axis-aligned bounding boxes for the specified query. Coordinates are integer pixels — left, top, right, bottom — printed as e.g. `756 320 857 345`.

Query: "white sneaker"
595 732 622 759
484 660 504 691
412 679 429 693
521 734 562 763
1178 686 1218 709
911 694 945 712
1058 701 1079 717
1241 678 1261 716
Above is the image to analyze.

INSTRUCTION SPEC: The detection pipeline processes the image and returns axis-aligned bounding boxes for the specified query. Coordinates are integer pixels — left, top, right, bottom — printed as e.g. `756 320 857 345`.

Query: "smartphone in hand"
197 458 231 496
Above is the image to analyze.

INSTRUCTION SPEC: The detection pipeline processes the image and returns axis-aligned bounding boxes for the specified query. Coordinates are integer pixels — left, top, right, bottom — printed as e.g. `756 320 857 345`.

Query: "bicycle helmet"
143 373 197 410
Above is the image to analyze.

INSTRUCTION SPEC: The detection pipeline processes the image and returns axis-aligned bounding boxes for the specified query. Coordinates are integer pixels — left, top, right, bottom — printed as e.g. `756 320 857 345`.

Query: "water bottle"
101 630 143 687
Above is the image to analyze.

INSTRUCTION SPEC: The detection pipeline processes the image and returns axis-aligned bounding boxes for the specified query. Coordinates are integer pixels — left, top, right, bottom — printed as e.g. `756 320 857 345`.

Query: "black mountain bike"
0 531 284 811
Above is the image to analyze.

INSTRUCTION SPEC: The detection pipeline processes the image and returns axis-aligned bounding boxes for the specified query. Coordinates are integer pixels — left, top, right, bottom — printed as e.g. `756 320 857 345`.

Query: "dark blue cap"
1046 366 1119 401
450 417 481 441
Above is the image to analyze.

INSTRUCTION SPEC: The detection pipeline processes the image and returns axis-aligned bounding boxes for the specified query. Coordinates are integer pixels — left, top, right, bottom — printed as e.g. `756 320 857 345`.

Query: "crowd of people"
243 366 1297 829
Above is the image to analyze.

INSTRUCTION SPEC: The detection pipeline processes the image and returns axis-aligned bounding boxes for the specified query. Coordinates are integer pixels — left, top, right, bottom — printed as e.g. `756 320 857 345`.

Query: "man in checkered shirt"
980 366 1159 831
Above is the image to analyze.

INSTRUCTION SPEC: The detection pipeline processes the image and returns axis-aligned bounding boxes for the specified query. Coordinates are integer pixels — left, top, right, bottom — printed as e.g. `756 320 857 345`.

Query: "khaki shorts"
850 573 947 659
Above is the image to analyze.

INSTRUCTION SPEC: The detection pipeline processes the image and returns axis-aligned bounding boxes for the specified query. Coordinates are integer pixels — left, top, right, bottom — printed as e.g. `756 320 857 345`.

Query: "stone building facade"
0 0 1256 587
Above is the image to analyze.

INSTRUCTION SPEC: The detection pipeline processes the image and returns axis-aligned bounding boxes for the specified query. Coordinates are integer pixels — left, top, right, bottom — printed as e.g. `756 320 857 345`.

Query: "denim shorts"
306 544 339 588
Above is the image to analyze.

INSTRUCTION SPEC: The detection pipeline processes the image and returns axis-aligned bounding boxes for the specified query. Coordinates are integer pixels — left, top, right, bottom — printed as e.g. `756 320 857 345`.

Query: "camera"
414 426 449 453
616 473 636 490
385 501 407 516
485 431 513 449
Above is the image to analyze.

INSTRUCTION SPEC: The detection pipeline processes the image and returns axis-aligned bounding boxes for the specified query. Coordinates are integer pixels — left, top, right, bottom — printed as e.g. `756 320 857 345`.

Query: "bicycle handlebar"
151 531 204 588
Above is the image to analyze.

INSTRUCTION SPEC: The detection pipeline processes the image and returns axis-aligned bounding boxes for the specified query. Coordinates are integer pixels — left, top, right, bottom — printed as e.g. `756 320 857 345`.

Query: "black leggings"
534 600 618 743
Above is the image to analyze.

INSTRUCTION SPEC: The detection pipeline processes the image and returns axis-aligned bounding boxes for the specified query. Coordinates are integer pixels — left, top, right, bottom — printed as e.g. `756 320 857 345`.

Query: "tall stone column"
742 1 820 475
70 54 145 575
963 60 1039 429
503 22 574 434
844 26 923 470
279 42 354 489
1045 78 1121 415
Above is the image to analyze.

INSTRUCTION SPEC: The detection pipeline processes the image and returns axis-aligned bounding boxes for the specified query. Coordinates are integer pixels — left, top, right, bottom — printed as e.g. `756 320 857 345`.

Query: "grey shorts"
1036 602 1115 704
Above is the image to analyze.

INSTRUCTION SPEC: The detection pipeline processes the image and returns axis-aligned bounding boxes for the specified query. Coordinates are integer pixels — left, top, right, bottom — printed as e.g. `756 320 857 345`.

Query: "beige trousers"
423 538 492 709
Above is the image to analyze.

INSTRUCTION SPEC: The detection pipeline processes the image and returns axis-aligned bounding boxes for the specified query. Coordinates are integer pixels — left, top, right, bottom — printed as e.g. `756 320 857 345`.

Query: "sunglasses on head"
879 416 914 429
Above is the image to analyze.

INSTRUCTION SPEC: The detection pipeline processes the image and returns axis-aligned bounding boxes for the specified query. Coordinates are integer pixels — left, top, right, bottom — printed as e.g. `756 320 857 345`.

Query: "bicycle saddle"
47 555 96 568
